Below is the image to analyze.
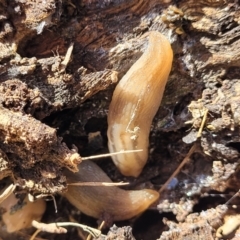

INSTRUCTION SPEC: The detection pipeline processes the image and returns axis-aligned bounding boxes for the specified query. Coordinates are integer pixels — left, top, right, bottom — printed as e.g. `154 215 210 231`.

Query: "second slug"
107 31 173 177
64 160 159 221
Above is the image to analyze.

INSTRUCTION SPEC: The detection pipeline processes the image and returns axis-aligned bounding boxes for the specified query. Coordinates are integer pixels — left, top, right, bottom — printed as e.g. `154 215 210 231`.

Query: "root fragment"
31 220 105 239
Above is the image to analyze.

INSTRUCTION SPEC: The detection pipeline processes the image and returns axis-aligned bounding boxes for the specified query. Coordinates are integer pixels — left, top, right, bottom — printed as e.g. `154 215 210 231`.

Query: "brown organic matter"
1 0 240 240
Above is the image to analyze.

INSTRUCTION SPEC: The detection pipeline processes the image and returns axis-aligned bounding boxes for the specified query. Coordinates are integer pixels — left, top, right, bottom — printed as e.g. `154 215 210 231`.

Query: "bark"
0 0 240 239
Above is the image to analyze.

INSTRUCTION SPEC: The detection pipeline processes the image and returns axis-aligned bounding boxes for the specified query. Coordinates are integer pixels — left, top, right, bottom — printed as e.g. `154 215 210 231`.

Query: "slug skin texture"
1 193 46 233
107 31 173 177
64 160 159 221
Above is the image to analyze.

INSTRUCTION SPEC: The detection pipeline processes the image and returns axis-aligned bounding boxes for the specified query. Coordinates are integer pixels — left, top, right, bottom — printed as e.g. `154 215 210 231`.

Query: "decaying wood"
1 0 240 239
0 105 81 192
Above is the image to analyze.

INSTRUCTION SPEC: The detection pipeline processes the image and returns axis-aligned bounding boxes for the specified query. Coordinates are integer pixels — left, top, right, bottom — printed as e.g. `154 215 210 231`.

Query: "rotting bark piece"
96 225 136 240
186 79 240 161
0 79 43 113
0 106 81 170
0 66 118 120
0 106 81 193
0 0 57 61
0 148 11 181
158 198 197 222
159 205 228 240
0 106 56 155
75 69 118 102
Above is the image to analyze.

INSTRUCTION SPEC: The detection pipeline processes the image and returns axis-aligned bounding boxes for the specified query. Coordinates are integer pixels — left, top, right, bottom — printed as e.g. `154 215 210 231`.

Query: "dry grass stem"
60 42 74 72
81 149 143 161
197 109 208 138
159 144 197 194
86 220 105 240
225 189 240 205
68 181 129 187
0 184 16 204
30 229 42 240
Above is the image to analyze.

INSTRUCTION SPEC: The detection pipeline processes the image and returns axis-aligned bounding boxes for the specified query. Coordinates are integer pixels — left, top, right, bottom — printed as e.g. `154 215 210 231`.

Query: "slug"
216 214 240 238
0 192 46 233
107 31 173 177
64 160 159 221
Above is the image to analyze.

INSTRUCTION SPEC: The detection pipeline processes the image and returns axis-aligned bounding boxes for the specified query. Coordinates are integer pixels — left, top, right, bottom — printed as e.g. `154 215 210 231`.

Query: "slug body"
107 31 173 177
1 193 46 233
64 160 159 221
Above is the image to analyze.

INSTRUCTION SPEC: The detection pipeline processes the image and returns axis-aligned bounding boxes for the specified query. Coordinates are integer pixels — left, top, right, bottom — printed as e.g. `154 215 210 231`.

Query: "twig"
98 221 105 230
28 193 58 213
47 194 58 213
81 149 143 161
159 144 197 194
32 220 105 238
87 221 105 240
197 108 208 138
60 42 74 72
225 189 240 205
69 215 86 240
32 220 67 234
30 229 41 240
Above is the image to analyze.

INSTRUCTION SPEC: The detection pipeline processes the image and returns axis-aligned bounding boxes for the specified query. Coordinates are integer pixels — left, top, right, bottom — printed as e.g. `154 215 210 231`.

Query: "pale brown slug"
0 192 46 233
64 160 159 221
107 31 173 177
